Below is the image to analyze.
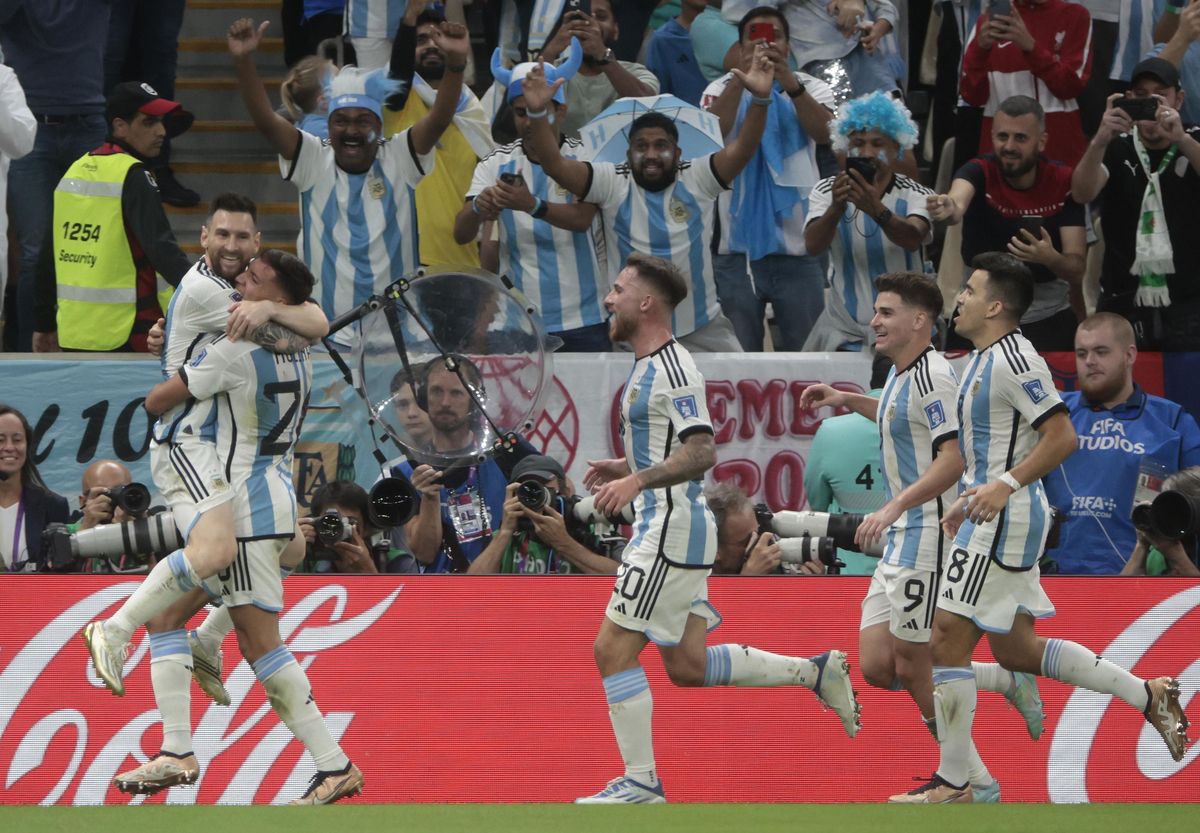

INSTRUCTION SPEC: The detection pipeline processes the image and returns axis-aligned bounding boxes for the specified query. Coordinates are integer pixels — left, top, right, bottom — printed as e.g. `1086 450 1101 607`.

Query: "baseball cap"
105 81 194 138
329 67 384 120
1131 57 1181 90
511 454 566 484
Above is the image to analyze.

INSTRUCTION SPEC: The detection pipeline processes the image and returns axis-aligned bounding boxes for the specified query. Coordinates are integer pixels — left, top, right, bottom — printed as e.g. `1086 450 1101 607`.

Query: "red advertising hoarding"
0 577 1196 805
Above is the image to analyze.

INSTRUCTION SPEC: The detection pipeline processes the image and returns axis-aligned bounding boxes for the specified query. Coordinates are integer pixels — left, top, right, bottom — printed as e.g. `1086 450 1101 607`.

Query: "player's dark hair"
415 8 445 26
870 353 894 389
704 481 753 542
996 94 1045 128
971 252 1034 321
258 248 315 305
311 480 374 532
629 112 679 144
0 403 50 492
737 6 791 42
876 271 944 319
208 192 257 224
626 252 688 310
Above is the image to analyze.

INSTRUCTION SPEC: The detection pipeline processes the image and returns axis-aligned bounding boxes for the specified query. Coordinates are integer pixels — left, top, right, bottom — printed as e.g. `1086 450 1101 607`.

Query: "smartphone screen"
990 0 1012 16
845 156 879 182
748 22 776 43
1016 216 1044 238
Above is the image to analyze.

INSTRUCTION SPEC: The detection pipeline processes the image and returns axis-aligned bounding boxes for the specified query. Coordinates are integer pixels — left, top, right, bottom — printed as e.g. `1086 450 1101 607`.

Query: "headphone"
414 354 485 417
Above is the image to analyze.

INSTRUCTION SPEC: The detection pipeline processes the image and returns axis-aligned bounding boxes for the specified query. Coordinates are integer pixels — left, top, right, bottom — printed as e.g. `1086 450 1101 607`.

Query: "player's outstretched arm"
227 298 330 351
962 410 1076 525
857 439 963 547
592 433 715 515
798 383 879 422
145 373 191 416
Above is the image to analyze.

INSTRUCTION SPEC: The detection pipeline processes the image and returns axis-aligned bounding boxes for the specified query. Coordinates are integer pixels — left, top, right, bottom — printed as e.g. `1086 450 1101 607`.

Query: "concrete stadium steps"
181 0 281 41
166 200 300 241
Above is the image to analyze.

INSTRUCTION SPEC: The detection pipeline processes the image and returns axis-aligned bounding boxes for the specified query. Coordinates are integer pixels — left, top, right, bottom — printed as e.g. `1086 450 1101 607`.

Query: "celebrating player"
801 272 1044 803
920 253 1191 803
575 253 860 805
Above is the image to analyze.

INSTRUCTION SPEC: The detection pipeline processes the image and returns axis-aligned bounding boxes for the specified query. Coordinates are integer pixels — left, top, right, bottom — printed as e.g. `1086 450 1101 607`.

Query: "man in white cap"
454 40 611 352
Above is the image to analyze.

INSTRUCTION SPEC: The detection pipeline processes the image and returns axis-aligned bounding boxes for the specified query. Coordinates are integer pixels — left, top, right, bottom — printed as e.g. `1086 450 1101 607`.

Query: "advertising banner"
0 577 1196 805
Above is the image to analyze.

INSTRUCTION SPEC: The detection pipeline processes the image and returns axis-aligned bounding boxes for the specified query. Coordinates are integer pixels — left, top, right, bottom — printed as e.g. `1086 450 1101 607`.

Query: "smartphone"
564 0 591 16
845 156 879 182
990 0 1012 17
1115 96 1159 122
1015 216 1044 239
499 172 526 187
748 22 776 44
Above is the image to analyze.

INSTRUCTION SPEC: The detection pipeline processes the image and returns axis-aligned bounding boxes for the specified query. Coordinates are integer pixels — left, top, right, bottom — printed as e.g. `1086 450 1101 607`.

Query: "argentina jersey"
181 336 313 540
586 155 726 338
346 0 406 38
619 341 717 569
955 331 1067 570
283 130 433 323
153 257 239 445
468 139 607 332
1112 1 1165 82
806 174 934 325
877 347 960 571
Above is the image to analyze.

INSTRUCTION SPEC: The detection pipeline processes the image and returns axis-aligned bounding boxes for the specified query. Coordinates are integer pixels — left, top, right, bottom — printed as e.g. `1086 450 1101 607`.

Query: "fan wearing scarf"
1072 57 1200 351
454 40 611 352
803 91 934 352
701 4 835 351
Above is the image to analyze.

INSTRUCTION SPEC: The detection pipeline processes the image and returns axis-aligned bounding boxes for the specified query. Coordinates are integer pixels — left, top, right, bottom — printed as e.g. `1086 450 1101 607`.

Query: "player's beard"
608 311 633 343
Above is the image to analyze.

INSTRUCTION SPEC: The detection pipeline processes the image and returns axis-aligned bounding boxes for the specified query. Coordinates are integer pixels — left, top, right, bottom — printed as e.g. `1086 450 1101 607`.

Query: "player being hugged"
574 252 861 805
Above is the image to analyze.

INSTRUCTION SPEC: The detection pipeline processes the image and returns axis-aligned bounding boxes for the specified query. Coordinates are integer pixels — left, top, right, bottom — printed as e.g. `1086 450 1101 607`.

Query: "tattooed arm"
228 299 329 352
592 432 716 515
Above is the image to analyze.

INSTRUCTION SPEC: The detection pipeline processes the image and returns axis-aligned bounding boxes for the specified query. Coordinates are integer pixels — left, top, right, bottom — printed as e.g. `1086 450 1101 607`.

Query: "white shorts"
860 561 940 643
605 548 721 646
150 439 234 539
215 538 287 612
936 546 1056 634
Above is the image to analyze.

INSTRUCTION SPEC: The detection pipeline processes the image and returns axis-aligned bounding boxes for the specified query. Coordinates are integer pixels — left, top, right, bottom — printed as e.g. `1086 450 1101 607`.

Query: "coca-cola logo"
1 584 401 805
1047 585 1200 802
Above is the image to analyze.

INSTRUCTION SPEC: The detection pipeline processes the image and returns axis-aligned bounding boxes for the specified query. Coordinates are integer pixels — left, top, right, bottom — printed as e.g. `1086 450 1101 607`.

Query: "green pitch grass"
2 804 1194 833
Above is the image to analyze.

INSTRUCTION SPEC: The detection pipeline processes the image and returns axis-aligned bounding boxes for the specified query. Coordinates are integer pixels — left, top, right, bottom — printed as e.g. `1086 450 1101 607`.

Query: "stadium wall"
0 576 1196 805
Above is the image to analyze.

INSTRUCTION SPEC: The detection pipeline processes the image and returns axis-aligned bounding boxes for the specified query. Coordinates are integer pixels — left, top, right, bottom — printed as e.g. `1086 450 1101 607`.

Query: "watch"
596 48 613 65
873 207 894 225
787 82 807 99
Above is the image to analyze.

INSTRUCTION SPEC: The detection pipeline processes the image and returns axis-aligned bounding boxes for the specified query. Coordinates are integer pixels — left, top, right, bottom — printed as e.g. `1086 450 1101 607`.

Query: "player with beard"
391 357 534 573
227 15 470 329
1042 313 1200 574
536 0 659 138
520 48 777 352
927 94 1086 352
575 253 860 804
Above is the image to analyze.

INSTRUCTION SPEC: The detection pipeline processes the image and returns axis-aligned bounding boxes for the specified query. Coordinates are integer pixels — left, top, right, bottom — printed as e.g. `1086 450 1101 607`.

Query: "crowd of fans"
3 0 1200 578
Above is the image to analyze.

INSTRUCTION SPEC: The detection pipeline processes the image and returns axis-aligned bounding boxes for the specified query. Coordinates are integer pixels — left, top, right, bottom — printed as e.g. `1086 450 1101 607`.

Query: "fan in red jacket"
961 0 1093 167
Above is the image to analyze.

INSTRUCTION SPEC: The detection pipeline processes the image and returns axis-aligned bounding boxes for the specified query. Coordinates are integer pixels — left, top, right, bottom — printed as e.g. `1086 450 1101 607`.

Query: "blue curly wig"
830 91 919 159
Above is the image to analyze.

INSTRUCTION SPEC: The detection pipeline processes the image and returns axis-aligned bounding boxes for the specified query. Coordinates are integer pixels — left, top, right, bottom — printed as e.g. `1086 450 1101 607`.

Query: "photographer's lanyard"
2 500 25 572
448 466 491 544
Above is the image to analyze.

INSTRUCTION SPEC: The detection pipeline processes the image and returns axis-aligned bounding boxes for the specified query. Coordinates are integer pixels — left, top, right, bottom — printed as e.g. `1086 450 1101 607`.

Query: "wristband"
873 207 894 226
787 83 807 99
530 198 549 219
526 107 549 119
471 195 483 215
999 472 1022 492
750 94 773 106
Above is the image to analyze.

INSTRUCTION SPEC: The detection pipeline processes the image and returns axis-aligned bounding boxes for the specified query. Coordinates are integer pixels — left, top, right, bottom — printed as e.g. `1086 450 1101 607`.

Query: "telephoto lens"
1147 489 1200 540
516 478 551 511
316 510 355 546
777 536 838 567
107 482 152 515
368 476 418 527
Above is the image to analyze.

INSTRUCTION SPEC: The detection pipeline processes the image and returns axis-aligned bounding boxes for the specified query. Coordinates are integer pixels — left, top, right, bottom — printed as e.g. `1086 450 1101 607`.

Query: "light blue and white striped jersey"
283 129 434 322
586 156 726 338
153 257 239 446
345 0 406 39
955 330 1068 570
619 340 717 569
878 347 961 571
700 71 835 257
181 336 313 541
466 138 607 332
1111 0 1168 82
807 174 933 325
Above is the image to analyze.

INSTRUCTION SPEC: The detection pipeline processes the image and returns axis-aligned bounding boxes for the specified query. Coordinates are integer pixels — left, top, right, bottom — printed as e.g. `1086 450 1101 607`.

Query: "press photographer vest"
54 151 173 350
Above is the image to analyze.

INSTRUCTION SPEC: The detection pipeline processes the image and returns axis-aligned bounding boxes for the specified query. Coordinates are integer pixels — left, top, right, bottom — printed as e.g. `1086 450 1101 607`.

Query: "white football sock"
193 604 233 656
148 630 193 755
972 662 1014 695
602 667 657 786
933 666 976 789
704 644 818 688
966 742 994 787
253 646 350 772
107 551 202 644
1042 638 1148 711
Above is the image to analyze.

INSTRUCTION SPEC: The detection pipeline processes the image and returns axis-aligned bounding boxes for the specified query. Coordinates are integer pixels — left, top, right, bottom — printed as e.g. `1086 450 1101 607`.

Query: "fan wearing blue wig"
802 91 936 352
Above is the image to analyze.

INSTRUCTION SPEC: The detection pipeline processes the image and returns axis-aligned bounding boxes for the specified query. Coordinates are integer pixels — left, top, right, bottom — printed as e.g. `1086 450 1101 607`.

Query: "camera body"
316 510 355 548
103 482 151 517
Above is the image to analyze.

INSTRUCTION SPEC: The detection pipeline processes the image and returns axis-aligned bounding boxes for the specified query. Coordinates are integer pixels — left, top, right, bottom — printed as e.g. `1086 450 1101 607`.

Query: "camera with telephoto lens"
45 510 183 572
755 505 884 556
316 510 355 547
753 505 846 573
103 482 151 516
1132 489 1200 541
516 477 552 512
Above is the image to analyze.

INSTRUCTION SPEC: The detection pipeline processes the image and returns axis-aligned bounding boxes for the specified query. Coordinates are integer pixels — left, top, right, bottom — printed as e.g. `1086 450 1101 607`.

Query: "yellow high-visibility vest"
53 152 174 350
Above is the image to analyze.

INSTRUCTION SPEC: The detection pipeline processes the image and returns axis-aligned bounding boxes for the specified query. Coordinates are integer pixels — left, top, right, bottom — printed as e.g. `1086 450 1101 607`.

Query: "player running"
800 272 1044 803
574 253 860 805
919 253 1191 803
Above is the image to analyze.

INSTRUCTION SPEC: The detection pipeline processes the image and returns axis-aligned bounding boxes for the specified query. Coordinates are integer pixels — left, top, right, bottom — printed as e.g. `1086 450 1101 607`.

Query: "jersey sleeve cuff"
678 425 714 442
709 154 730 191
582 162 596 201
282 132 304 181
932 430 958 452
1031 401 1068 430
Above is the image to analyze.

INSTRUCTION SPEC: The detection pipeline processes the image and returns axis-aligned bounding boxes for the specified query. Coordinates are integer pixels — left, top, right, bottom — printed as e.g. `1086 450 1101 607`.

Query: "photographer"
1122 467 1200 577
468 455 617 575
301 481 419 574
706 481 825 575
63 459 154 573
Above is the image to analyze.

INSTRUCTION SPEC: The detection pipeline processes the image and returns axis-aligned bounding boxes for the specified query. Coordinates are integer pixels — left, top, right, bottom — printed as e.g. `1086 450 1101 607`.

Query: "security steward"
42 81 193 352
